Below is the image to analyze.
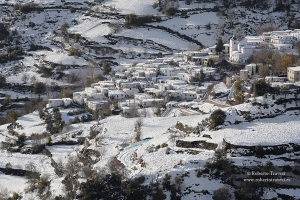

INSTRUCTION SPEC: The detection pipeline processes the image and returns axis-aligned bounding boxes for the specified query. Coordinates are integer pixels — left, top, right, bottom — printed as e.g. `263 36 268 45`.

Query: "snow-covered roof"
289 66 300 72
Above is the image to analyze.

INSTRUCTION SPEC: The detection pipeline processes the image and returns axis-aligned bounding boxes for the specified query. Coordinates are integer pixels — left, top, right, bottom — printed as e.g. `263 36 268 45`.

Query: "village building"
287 66 300 83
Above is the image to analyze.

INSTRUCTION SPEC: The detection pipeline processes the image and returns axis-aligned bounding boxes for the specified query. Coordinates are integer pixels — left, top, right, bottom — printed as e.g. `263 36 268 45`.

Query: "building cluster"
236 63 300 90
46 48 226 113
229 29 300 63
46 31 300 112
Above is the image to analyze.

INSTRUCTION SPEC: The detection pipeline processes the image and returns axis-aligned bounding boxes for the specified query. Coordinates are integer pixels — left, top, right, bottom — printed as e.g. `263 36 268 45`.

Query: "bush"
152 2 158 9
205 149 231 171
161 143 168 148
34 81 46 94
0 74 6 87
14 3 43 13
213 185 232 200
68 47 81 57
102 61 111 75
125 14 160 26
39 66 52 78
11 192 21 200
0 23 9 40
250 80 271 96
163 7 178 16
7 110 21 123
209 109 226 130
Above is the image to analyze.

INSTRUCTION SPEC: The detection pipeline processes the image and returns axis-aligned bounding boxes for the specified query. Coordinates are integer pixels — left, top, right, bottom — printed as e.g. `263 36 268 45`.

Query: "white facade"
87 100 107 111
229 30 300 63
142 98 164 107
47 99 64 108
108 90 126 101
288 66 300 83
265 76 287 83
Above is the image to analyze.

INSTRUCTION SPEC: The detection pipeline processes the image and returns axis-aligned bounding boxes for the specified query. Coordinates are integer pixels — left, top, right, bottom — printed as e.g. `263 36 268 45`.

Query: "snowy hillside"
1 0 300 199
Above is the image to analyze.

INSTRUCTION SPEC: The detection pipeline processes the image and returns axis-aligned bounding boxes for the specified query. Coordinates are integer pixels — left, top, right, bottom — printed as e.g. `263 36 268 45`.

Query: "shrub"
39 66 52 78
209 109 226 130
250 79 271 96
161 143 168 148
102 61 111 75
14 3 43 13
205 149 231 171
125 14 160 26
0 74 6 87
213 185 232 200
34 81 46 94
152 2 158 9
68 47 81 57
11 192 21 200
255 144 264 158
7 110 21 123
163 7 178 16
0 23 9 40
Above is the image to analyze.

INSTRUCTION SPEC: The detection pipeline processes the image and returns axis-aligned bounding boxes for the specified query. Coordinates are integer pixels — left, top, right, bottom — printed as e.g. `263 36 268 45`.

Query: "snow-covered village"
1 0 300 199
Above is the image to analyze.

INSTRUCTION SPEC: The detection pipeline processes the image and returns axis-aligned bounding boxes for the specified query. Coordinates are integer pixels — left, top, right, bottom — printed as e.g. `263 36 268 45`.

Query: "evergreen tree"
102 61 111 75
209 109 226 130
0 74 6 87
215 38 224 54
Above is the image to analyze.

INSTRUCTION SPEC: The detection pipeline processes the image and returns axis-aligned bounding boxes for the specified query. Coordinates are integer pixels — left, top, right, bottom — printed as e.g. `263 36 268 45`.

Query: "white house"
87 100 108 111
73 92 86 105
108 90 126 101
142 98 164 107
265 76 287 84
47 99 64 108
47 98 72 108
181 91 197 101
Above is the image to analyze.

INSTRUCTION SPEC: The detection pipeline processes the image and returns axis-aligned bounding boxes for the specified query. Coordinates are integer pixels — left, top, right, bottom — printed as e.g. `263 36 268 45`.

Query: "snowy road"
118 138 152 168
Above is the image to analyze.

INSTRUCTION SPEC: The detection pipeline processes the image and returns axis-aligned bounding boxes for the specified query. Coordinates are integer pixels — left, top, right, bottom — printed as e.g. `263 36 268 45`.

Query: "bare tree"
87 59 98 83
56 158 64 177
227 8 235 29
234 25 245 41
82 164 95 179
134 118 143 142
30 75 37 83
99 146 107 160
188 42 200 51
21 73 29 84
0 187 9 200
65 155 80 175
109 19 122 33
214 17 225 39
106 157 127 178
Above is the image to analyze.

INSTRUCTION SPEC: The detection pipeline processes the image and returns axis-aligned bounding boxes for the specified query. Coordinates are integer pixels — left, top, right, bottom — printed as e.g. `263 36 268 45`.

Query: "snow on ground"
68 17 111 43
46 145 78 165
152 12 219 47
0 173 28 194
0 151 55 177
116 28 192 49
191 102 219 113
0 90 43 100
213 82 228 94
42 50 88 66
205 111 300 146
15 111 46 137
94 113 209 172
103 0 157 15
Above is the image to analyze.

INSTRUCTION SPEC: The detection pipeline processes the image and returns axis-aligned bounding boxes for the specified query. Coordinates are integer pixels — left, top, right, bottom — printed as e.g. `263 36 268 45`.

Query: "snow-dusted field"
103 0 157 15
117 28 192 50
0 173 28 194
68 17 111 43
